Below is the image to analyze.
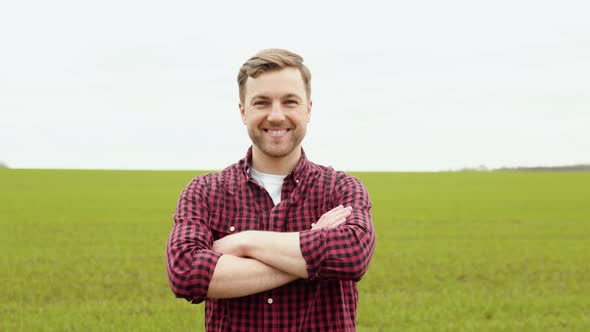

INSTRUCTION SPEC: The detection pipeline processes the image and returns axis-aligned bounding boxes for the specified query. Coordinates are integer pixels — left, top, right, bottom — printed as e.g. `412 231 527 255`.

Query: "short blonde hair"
237 48 311 104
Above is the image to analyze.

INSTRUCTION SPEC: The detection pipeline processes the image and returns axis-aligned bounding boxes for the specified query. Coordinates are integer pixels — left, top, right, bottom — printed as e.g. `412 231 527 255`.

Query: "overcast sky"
1 0 588 171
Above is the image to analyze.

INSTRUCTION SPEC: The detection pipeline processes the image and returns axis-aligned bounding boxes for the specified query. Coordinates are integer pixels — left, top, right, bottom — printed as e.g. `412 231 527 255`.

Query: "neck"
251 146 302 175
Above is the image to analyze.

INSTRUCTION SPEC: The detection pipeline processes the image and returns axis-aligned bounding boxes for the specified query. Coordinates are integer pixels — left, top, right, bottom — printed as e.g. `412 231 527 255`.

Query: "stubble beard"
249 128 306 159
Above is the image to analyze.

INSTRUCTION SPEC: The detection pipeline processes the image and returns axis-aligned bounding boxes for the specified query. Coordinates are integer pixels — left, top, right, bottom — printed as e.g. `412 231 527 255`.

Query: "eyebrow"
250 94 271 101
250 93 302 103
282 94 302 100
250 93 303 101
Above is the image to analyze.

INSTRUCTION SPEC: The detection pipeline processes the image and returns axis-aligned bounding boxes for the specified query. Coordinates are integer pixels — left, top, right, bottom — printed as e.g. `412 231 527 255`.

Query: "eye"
254 101 269 106
285 100 299 105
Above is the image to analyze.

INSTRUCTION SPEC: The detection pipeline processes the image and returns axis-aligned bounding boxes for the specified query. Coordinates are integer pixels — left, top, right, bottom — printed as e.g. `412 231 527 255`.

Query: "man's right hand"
311 205 353 230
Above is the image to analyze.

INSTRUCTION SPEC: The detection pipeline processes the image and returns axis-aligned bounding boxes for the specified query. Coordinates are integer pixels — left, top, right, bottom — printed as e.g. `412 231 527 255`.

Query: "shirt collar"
241 146 310 182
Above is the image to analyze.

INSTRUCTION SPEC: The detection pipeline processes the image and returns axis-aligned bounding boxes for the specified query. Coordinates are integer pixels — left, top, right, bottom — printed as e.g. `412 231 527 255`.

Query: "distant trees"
0 161 7 168
457 164 590 172
459 165 490 172
495 164 590 172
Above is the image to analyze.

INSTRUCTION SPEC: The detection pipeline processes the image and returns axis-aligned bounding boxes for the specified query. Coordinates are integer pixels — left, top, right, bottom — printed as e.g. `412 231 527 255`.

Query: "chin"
262 149 294 159
260 144 298 159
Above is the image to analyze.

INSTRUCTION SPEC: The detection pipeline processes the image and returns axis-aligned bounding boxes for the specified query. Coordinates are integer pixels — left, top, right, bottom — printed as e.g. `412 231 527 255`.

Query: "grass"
1 169 589 331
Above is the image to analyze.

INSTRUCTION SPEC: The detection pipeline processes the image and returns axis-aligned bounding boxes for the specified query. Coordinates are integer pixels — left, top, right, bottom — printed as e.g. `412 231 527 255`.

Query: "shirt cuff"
189 250 223 303
299 229 327 281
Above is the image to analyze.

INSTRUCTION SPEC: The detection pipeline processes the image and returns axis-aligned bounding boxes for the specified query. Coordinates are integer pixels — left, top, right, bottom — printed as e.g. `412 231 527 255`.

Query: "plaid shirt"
166 148 375 331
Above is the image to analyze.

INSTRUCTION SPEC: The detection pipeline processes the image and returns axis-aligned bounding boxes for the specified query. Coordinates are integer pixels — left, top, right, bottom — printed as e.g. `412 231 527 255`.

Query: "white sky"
1 0 589 171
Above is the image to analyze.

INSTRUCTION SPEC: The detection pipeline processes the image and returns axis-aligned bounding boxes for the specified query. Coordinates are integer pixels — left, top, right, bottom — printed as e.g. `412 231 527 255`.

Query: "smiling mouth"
264 129 291 137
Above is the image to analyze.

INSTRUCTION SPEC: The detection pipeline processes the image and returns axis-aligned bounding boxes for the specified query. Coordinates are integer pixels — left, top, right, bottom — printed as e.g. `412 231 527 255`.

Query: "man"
166 49 376 331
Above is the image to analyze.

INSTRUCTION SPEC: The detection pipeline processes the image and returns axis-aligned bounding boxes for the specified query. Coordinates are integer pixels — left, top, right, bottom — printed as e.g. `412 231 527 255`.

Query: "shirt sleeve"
299 174 376 281
166 176 222 304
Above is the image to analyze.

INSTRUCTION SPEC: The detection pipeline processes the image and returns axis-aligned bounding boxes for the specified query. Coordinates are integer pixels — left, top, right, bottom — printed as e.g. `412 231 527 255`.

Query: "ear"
307 100 312 122
239 103 246 124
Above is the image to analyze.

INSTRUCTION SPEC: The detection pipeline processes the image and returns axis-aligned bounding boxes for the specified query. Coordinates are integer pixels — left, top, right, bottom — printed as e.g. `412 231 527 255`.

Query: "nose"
267 101 286 122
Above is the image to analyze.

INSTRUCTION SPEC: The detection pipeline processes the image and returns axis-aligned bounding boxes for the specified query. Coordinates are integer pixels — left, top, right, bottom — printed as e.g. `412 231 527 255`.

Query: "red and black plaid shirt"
166 148 376 331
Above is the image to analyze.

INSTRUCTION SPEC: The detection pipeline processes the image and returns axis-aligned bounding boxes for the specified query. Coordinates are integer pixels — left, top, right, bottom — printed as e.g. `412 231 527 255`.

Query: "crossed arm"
207 206 352 298
167 176 375 303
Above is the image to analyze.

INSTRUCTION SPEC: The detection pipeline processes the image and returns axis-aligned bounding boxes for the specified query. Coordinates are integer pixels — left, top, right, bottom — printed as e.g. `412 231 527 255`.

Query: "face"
239 67 312 160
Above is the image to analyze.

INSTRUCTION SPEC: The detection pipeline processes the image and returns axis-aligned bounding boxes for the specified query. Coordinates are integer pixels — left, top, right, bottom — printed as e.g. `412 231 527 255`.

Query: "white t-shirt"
250 167 287 206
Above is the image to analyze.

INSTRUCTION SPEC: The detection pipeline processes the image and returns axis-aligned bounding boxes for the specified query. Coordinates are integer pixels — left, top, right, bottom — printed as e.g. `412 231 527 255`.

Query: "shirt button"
295 179 300 184
267 298 273 304
229 226 235 232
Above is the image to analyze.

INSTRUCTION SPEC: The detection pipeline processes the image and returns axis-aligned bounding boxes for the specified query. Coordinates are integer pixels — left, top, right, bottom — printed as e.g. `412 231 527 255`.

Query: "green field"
1 169 589 331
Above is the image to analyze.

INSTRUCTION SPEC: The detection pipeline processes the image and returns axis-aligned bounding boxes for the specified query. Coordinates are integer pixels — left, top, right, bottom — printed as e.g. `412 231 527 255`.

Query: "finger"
328 218 347 228
329 204 344 212
319 206 352 222
314 206 353 229
314 217 348 230
316 207 342 224
317 208 352 225
325 213 350 227
323 205 345 216
329 206 352 217
314 213 351 230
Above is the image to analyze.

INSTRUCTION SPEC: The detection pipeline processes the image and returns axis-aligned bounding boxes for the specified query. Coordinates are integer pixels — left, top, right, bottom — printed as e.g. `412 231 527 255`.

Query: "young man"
166 49 376 331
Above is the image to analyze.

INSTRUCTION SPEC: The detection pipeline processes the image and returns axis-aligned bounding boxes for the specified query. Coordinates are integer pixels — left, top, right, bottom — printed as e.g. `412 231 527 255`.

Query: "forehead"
244 67 306 100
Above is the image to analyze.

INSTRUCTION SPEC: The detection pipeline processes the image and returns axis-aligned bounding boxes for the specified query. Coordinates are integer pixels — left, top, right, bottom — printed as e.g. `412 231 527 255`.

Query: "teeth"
268 129 287 135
